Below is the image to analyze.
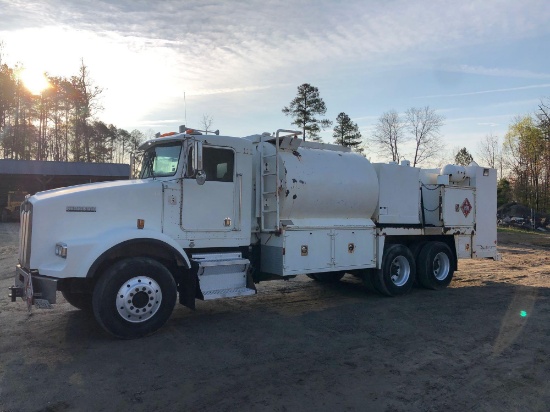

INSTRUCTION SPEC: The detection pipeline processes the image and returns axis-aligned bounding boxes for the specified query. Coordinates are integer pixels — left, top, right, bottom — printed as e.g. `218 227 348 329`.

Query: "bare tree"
537 99 550 141
200 113 214 134
71 59 103 162
370 110 407 162
476 133 502 177
405 106 444 167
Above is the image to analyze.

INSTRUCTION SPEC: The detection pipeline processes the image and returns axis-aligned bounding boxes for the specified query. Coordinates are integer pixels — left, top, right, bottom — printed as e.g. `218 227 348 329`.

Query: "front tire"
417 242 454 290
92 257 177 339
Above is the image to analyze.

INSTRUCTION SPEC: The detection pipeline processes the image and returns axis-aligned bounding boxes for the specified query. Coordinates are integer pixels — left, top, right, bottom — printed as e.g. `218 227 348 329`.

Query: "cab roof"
139 132 253 152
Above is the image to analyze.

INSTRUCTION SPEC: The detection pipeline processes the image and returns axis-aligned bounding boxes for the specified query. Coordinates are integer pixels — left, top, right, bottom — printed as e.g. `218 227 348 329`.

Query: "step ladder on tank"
260 129 302 232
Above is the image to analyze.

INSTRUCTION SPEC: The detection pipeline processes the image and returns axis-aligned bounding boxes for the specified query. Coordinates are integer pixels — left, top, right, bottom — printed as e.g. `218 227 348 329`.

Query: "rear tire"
61 290 93 311
373 244 415 296
417 242 454 290
92 257 177 339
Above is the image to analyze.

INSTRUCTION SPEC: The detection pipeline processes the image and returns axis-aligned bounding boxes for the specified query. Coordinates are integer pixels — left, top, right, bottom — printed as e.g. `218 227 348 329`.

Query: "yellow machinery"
2 191 27 222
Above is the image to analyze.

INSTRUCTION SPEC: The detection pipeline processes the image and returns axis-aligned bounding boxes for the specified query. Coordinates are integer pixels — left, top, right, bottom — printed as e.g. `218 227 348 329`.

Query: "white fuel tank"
266 143 379 227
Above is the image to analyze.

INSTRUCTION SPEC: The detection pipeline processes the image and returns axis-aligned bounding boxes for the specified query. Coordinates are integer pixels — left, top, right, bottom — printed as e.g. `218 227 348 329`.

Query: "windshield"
139 142 183 179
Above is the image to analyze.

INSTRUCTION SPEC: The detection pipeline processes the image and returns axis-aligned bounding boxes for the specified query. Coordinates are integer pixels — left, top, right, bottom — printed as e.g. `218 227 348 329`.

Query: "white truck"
9 126 499 338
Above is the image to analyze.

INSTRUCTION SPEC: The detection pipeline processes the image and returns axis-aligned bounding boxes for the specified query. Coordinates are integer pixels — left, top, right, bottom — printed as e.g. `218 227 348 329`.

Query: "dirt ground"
1 223 550 412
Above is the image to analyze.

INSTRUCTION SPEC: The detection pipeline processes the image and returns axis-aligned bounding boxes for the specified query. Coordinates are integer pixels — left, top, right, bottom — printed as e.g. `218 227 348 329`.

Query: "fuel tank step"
202 287 256 300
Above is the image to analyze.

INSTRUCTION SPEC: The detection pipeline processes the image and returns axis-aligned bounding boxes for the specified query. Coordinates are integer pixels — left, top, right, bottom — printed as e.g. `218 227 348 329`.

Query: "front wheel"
92 257 177 339
417 242 454 290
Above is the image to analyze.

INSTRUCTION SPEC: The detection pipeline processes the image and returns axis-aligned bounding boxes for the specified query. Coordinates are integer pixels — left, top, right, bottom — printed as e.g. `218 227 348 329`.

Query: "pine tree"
455 147 474 166
333 112 362 150
282 83 332 141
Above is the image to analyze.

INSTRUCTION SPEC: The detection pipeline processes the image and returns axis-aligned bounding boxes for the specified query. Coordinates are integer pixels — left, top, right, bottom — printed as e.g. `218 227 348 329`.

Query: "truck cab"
141 130 253 248
11 127 257 338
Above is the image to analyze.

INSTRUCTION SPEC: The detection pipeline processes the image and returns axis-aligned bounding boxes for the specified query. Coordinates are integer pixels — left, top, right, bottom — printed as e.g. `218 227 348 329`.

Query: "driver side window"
187 147 234 182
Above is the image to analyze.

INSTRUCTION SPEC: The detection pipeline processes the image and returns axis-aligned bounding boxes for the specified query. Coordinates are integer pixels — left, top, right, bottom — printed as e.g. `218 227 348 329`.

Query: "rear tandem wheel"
417 242 454 290
372 244 416 297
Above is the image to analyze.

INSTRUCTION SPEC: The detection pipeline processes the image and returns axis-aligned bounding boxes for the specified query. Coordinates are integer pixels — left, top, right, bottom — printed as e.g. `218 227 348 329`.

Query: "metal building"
0 159 130 210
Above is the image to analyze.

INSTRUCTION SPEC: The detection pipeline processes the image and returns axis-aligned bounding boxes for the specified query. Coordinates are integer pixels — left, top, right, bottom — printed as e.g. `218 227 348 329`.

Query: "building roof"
0 159 130 177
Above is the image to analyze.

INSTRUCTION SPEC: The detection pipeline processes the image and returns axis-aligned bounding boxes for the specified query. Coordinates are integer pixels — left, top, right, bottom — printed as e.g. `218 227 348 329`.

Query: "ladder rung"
261 143 280 232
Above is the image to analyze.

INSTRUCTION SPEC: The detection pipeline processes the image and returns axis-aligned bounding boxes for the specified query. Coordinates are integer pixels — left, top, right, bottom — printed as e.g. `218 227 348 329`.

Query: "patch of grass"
498 227 549 236
498 227 550 247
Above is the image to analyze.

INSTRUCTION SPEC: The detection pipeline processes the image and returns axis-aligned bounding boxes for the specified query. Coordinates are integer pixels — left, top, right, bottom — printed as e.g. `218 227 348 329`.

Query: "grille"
18 201 32 269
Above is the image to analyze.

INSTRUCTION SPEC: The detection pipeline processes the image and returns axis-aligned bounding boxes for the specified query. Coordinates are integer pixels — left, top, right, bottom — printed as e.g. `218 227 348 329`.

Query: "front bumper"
9 265 58 307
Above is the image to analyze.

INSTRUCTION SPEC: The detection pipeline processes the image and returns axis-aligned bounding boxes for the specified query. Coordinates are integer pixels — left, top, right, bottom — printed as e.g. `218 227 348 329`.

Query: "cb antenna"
184 92 187 125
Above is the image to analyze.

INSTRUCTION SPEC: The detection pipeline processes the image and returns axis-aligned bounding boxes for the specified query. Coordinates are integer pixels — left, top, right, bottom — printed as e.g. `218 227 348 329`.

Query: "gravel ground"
1 223 549 412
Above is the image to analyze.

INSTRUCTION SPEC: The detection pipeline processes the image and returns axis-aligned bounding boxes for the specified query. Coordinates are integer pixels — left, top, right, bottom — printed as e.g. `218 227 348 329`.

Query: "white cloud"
445 114 514 124
440 64 550 79
417 84 550 99
1 0 550 135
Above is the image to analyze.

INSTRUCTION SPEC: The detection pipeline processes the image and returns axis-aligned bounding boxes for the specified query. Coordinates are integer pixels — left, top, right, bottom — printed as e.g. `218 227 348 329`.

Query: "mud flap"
246 266 257 292
178 263 203 310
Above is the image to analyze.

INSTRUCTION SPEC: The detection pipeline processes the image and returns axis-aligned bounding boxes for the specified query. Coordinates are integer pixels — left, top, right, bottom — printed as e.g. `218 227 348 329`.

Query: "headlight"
55 242 68 258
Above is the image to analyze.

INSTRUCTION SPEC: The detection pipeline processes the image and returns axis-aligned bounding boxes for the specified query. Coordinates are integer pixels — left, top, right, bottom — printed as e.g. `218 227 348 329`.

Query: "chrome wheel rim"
390 256 410 286
433 252 451 281
116 276 162 323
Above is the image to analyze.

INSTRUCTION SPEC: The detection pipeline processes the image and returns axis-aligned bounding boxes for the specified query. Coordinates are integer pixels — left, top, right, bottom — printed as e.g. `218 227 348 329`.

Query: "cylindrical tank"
440 164 467 182
276 145 379 223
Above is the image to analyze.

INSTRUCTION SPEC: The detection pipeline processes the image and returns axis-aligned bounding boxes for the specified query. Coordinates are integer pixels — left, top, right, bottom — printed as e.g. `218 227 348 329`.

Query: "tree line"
282 83 444 166
2 43 549 214
282 83 550 213
471 103 550 213
0 46 145 166
497 102 550 212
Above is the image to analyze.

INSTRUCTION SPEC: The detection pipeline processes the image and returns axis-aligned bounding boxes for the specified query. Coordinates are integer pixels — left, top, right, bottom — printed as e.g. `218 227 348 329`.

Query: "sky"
1 0 550 165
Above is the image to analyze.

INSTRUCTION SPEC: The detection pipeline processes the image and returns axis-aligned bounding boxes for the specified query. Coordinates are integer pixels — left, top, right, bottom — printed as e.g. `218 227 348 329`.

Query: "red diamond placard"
461 198 472 218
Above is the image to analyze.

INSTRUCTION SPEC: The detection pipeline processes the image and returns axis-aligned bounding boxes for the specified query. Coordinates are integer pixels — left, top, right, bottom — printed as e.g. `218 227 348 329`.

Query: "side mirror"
192 140 203 173
192 140 205 185
196 170 206 185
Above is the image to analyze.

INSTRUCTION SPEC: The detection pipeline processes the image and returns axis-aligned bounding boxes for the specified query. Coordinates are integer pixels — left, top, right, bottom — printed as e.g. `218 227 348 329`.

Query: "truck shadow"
4 280 549 412
60 278 548 349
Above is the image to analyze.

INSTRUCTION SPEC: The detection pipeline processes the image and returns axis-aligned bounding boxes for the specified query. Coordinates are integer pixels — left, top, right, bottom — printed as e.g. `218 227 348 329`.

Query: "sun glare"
19 68 50 95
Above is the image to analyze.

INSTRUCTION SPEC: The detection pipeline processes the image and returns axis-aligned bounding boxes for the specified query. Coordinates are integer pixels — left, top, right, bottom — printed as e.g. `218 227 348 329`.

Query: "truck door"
180 146 240 237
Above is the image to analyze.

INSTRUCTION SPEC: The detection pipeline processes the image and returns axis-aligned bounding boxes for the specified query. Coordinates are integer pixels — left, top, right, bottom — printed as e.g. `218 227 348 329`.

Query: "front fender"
37 228 191 279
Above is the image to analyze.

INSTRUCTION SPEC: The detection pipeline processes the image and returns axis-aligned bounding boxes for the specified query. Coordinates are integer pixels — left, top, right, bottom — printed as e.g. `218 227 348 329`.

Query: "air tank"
265 143 379 226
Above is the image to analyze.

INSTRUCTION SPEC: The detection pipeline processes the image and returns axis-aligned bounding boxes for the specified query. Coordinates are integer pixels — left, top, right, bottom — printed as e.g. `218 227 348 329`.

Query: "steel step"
202 287 256 300
34 299 53 309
